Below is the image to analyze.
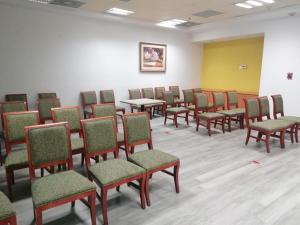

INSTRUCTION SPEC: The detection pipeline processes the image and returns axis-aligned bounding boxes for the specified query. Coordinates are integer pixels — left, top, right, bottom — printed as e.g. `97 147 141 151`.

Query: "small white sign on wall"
239 64 247 70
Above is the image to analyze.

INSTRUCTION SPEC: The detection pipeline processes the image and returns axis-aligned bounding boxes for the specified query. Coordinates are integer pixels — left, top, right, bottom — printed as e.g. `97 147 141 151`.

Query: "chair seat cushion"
278 116 300 124
218 108 245 116
187 105 195 110
174 99 184 104
71 137 84 151
128 150 179 171
198 112 225 119
89 159 145 186
5 149 28 168
31 170 96 207
250 120 294 132
0 191 15 220
117 133 124 145
166 107 189 114
116 106 125 112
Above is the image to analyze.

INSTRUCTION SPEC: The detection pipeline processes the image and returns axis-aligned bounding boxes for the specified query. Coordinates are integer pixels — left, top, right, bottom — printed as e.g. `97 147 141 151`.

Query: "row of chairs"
0 111 180 225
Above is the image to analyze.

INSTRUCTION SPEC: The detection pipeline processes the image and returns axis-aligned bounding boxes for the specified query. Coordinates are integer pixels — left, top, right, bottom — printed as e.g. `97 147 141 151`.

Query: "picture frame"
139 42 167 72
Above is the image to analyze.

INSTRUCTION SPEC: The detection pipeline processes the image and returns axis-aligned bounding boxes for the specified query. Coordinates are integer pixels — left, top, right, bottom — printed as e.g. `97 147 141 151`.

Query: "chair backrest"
258 96 271 120
92 103 117 128
81 117 118 167
183 89 194 105
122 112 152 154
212 92 225 110
142 88 155 99
244 98 260 126
38 92 57 99
163 91 175 106
38 98 61 122
155 87 165 99
51 106 81 133
1 101 27 113
3 111 40 154
100 90 115 103
226 91 239 109
81 91 97 109
169 86 180 98
5 94 28 109
271 94 284 119
129 89 142 100
194 93 208 110
193 88 201 94
26 122 72 179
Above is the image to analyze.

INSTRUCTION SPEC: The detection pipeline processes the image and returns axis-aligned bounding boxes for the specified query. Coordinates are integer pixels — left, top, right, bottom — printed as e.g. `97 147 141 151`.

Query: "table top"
120 98 165 106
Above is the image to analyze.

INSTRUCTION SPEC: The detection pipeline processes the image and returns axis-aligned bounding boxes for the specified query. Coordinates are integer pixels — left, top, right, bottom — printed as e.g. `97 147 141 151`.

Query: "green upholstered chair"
25 122 96 225
100 90 125 115
212 92 244 131
3 111 40 200
81 116 146 225
194 93 225 136
0 191 17 225
272 94 300 143
91 103 125 148
5 94 28 110
183 89 196 119
163 91 189 128
154 87 165 100
81 91 97 119
169 86 184 106
225 91 245 128
37 98 60 124
51 106 85 165
244 98 294 153
142 88 163 116
122 112 180 206
38 92 57 99
128 89 142 113
193 88 201 94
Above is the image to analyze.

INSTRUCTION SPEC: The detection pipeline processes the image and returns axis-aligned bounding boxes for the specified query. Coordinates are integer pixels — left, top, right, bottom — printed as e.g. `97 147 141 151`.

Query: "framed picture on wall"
139 42 167 72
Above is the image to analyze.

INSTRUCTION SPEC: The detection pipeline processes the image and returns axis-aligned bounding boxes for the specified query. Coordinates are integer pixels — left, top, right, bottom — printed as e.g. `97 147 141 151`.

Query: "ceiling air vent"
193 10 223 18
176 21 201 28
50 0 85 8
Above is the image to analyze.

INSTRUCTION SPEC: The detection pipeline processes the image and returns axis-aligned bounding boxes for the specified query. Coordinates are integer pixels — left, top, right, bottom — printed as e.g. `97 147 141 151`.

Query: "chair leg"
81 153 85 166
89 191 97 225
196 117 199 132
245 128 251 145
71 201 76 207
145 173 151 207
6 167 13 201
256 132 263 143
10 215 17 225
296 125 299 143
228 117 232 132
222 118 225 133
185 112 189 126
35 208 43 225
280 130 286 149
174 164 180 193
139 177 146 209
265 132 271 153
164 112 167 125
207 119 212 136
101 188 108 225
174 114 178 128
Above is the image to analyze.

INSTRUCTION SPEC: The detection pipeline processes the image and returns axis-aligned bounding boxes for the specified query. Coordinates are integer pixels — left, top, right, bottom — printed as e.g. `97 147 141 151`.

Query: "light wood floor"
1 117 300 225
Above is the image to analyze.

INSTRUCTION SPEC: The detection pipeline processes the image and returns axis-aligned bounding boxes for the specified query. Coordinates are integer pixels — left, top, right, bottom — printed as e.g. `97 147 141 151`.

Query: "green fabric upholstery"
198 112 225 119
89 159 145 186
82 119 117 154
129 89 142 100
163 91 174 105
229 108 245 114
227 92 238 105
278 116 300 124
1 102 26 113
259 97 270 116
183 89 194 104
166 107 189 113
6 112 39 142
155 87 165 99
5 94 27 103
195 93 208 108
117 133 124 145
169 86 180 98
142 88 155 99
28 125 69 166
213 92 225 107
124 114 151 145
38 93 57 99
31 170 95 207
0 191 15 220
38 99 60 121
187 105 195 110
53 108 80 131
93 104 116 118
174 99 184 104
218 109 244 116
273 95 284 114
5 148 28 167
82 91 97 105
129 150 178 171
246 99 260 118
71 137 84 151
100 90 115 103
250 120 294 132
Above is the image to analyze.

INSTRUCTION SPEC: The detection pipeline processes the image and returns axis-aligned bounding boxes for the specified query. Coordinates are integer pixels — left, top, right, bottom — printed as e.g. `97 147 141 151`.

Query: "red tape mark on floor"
251 160 261 165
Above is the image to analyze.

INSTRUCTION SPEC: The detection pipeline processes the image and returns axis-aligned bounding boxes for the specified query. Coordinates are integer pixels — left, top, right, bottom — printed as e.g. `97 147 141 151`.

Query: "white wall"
0 2 201 110
192 6 300 116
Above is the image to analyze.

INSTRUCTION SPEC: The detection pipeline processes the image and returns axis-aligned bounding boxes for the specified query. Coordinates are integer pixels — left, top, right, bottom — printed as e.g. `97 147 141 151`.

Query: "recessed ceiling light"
235 3 253 8
28 0 51 4
246 0 263 6
259 0 275 3
156 19 187 28
105 8 134 16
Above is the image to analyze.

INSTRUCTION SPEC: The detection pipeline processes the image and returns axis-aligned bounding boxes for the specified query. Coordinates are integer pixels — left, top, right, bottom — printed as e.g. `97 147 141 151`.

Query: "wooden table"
120 98 165 112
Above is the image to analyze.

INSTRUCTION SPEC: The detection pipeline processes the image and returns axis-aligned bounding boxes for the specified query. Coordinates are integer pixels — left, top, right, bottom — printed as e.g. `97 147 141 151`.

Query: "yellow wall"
201 37 264 94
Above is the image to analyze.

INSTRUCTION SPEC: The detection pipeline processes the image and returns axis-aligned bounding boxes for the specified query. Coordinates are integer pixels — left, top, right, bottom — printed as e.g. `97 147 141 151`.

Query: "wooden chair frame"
182 89 195 120
3 111 40 200
0 215 17 225
81 91 97 119
81 116 145 225
38 92 57 99
37 98 61 124
5 94 28 110
100 90 125 115
142 88 163 116
122 112 180 207
128 89 153 119
25 122 96 225
0 101 28 129
225 91 245 129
